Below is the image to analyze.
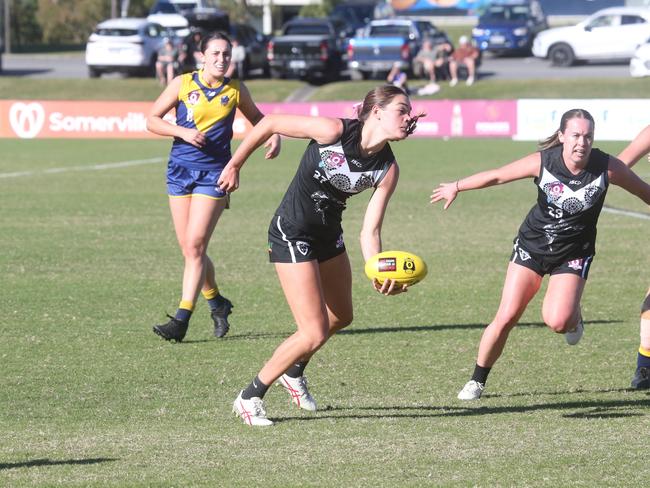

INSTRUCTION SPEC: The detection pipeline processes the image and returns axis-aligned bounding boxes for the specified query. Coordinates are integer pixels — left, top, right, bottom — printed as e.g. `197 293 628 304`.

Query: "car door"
573 13 622 59
617 15 650 57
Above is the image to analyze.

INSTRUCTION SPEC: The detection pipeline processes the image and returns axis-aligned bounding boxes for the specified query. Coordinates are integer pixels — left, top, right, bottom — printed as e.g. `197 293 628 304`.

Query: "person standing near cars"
616 124 650 389
226 38 246 79
146 32 281 342
431 109 650 400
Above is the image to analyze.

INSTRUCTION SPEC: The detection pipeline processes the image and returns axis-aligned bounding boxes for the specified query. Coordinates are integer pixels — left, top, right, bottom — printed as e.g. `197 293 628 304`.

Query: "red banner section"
0 99 517 139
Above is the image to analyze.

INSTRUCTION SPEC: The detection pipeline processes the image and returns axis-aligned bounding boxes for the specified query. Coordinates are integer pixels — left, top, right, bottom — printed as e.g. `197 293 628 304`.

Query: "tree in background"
299 0 335 18
37 0 113 44
7 0 152 48
9 0 42 47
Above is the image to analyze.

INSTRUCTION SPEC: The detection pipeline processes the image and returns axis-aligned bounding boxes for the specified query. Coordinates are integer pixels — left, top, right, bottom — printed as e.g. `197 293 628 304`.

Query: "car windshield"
370 25 411 37
96 28 139 36
481 5 531 21
285 24 330 36
151 3 178 14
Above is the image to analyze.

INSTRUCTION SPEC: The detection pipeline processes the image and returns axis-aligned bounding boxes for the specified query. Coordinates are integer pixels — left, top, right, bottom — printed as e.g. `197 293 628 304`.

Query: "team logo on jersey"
296 241 310 255
567 258 583 271
187 90 200 105
544 181 564 203
220 95 229 106
323 151 346 170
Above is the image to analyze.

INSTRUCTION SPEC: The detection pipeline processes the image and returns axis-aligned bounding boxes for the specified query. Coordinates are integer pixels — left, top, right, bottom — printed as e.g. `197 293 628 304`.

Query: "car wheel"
549 43 575 67
88 67 101 78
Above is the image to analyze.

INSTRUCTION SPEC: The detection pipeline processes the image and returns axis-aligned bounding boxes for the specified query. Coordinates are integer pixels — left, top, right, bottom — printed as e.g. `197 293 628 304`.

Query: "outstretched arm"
617 125 650 168
430 152 540 210
218 114 343 193
608 156 650 205
360 163 405 296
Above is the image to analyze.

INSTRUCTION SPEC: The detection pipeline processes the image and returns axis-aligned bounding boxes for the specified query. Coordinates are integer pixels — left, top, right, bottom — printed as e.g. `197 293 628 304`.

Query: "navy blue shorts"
510 238 594 279
267 215 346 264
166 162 227 200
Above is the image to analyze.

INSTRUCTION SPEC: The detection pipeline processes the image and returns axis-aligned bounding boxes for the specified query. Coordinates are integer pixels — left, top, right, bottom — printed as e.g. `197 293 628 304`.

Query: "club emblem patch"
187 90 200 105
567 259 583 270
296 241 310 255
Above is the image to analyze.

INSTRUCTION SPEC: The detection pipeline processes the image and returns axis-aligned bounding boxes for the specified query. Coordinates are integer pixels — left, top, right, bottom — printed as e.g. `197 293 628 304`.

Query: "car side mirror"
584 25 592 32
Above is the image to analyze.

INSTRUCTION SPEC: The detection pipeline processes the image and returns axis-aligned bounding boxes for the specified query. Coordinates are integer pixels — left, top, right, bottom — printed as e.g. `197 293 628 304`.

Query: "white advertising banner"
515 99 650 141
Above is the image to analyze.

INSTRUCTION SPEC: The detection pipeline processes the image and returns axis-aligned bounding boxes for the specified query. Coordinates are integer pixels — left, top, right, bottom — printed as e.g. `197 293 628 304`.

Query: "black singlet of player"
517 144 609 262
274 118 396 238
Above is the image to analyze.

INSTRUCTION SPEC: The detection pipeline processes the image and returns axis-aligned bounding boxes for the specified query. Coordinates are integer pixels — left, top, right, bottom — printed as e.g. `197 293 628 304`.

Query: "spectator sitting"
449 35 479 87
414 39 452 86
387 62 409 93
156 37 178 85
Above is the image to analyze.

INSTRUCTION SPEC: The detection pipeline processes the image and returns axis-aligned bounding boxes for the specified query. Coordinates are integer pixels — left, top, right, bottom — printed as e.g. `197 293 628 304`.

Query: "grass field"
1 135 648 486
2 75 650 103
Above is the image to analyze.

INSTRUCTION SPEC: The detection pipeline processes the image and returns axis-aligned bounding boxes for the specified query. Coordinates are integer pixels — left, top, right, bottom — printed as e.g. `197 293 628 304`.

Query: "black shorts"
510 238 594 279
268 215 345 263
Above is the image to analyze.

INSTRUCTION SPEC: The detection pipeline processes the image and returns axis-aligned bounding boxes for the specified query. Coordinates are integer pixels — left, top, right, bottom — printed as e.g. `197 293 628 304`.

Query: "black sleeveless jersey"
517 145 609 262
275 118 396 237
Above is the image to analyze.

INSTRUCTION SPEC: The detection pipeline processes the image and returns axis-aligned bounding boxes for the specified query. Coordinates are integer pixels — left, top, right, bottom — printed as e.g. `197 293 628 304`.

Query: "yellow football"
364 250 428 286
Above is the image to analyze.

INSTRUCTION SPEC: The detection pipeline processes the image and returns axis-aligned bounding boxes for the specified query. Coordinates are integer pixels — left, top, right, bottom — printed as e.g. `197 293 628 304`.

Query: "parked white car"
630 38 650 77
532 7 650 67
85 18 168 78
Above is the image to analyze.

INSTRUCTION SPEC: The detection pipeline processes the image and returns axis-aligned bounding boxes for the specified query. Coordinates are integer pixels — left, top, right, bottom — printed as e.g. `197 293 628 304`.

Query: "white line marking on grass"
603 205 650 221
0 157 165 179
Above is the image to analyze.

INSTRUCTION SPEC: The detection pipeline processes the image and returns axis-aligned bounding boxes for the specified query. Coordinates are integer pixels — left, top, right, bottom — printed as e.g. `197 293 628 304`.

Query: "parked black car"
267 17 347 82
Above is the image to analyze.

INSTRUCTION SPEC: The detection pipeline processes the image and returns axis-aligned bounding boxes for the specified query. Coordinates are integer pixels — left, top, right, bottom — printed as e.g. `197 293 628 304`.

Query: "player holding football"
146 32 280 342
616 124 650 389
431 109 650 400
219 85 421 426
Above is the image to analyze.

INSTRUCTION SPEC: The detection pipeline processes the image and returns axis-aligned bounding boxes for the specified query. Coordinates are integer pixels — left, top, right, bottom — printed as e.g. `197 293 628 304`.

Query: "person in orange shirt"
449 35 479 87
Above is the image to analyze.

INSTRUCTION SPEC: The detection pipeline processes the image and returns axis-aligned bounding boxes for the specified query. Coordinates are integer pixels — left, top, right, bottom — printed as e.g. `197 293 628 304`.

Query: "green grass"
0 138 648 486
2 74 650 102
0 77 305 102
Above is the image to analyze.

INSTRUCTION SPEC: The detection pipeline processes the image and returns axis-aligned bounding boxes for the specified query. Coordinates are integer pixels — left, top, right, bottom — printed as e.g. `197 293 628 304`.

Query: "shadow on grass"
338 319 621 335
0 457 117 470
217 319 622 342
270 392 650 424
0 69 51 77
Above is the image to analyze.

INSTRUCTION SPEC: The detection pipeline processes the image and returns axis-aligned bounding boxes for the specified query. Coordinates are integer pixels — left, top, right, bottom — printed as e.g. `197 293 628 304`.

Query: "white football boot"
277 374 317 411
457 380 485 400
233 391 273 426
565 317 584 346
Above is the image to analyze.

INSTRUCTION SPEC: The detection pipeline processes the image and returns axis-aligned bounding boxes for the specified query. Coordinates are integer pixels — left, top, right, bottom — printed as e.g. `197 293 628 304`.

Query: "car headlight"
513 27 529 36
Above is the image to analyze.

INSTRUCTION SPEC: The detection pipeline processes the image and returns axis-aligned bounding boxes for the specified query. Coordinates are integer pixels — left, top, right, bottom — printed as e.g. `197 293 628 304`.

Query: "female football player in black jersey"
431 109 650 400
617 124 650 389
219 85 422 425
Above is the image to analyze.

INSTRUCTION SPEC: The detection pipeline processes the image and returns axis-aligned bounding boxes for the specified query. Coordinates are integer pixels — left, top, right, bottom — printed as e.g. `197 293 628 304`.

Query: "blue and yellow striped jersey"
169 70 241 170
